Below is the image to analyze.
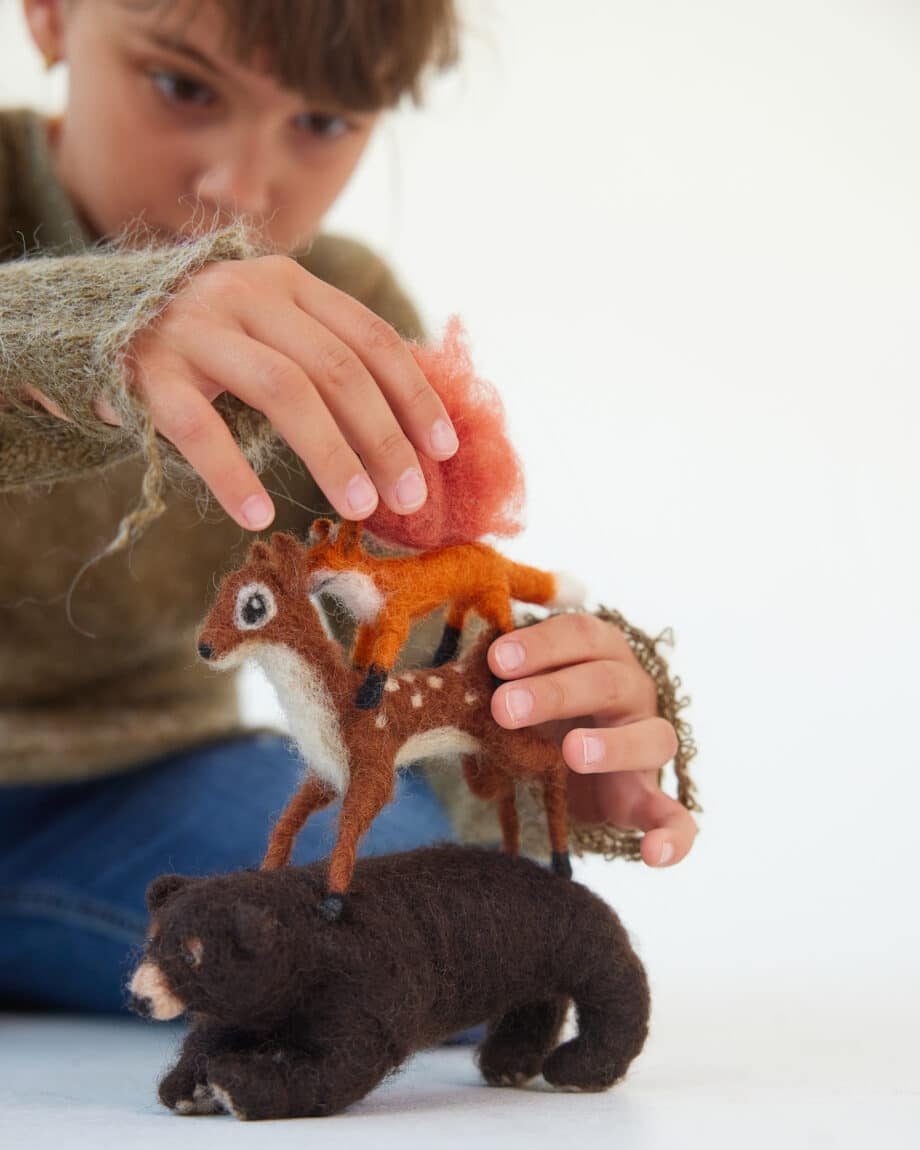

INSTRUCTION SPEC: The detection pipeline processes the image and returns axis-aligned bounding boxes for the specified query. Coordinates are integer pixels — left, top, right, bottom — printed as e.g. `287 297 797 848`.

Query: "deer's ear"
269 532 304 563
248 540 272 564
339 520 364 554
308 518 335 546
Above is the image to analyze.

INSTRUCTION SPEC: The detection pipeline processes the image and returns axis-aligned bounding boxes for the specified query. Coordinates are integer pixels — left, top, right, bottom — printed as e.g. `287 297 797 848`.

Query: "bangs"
149 0 460 110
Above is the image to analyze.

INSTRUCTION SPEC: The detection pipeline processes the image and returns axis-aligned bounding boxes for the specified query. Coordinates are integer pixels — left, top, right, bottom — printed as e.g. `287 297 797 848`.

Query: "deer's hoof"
318 893 346 922
550 851 573 880
355 666 386 710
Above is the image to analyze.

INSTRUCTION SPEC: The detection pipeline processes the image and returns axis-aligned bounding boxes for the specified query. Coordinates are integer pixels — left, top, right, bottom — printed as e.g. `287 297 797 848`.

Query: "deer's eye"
235 583 277 631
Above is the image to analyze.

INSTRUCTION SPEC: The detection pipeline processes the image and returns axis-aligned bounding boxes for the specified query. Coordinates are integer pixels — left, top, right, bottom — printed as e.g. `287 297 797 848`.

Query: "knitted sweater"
0 106 697 860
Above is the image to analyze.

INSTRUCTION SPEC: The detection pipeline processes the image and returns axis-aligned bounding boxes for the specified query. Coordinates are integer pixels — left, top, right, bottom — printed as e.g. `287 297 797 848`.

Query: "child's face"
30 0 380 251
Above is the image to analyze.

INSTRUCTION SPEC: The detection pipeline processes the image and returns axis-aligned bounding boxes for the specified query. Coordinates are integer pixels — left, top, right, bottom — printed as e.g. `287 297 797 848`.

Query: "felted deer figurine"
303 518 584 709
197 531 572 921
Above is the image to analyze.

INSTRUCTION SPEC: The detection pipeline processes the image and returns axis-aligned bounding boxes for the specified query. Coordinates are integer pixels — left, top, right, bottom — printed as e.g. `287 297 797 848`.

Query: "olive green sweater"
0 105 698 860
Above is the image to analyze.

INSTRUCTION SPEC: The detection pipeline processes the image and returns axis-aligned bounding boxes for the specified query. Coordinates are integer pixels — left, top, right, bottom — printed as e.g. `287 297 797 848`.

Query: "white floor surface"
2 976 916 1150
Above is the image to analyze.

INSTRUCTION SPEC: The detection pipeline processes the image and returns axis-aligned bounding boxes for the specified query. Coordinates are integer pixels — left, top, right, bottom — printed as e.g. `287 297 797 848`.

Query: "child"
0 0 699 1013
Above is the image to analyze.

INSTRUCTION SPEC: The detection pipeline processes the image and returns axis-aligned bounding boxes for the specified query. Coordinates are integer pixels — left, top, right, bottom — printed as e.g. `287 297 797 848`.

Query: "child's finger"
286 263 459 461
631 790 698 867
490 659 657 731
137 372 277 531
489 613 634 679
218 302 429 516
560 717 679 775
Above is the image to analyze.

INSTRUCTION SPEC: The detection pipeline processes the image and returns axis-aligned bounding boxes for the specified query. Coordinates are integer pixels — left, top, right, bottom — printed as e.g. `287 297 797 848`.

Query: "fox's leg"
542 762 573 879
351 622 376 672
261 774 337 870
355 612 409 710
431 602 469 667
323 769 395 919
476 588 516 636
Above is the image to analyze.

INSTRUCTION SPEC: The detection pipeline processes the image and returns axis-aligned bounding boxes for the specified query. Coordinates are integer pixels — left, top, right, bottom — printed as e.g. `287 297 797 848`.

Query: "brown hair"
143 0 460 110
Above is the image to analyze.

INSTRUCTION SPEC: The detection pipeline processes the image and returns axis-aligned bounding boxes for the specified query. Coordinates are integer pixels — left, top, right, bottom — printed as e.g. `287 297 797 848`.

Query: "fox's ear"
247 540 272 564
308 518 335 546
339 520 363 554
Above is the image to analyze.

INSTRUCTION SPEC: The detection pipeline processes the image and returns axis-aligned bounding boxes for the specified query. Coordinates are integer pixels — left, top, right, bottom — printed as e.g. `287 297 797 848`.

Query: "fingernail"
504 687 533 723
657 841 675 866
346 474 377 515
495 640 525 673
581 735 605 765
241 494 274 530
395 467 426 511
430 418 458 456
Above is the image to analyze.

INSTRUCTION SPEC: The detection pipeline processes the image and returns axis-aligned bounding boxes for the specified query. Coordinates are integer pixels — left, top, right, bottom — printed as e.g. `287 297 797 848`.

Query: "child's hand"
76 256 458 530
488 614 697 868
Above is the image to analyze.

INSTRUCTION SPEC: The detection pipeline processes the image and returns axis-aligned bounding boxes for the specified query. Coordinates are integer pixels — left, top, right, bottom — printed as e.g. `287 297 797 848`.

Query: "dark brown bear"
128 844 650 1121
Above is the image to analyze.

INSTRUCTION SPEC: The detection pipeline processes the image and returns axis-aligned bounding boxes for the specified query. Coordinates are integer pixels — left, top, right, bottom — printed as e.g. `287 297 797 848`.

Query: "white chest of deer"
256 645 352 794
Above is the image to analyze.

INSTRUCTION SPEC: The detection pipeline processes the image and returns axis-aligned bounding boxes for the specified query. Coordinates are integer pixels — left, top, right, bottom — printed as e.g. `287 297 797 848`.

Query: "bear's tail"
542 938 650 1091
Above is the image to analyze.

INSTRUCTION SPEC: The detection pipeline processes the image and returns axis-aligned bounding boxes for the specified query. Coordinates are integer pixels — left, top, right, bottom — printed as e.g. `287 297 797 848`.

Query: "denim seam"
0 883 147 943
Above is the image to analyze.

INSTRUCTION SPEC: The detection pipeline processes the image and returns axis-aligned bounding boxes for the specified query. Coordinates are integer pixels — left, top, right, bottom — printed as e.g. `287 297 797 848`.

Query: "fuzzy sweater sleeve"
0 222 279 494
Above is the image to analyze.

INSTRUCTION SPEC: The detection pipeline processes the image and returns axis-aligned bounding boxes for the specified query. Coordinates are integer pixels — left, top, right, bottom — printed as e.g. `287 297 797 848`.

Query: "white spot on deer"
394 727 482 769
427 676 444 689
384 678 400 693
401 672 417 683
464 691 479 705
411 692 423 708
375 712 387 729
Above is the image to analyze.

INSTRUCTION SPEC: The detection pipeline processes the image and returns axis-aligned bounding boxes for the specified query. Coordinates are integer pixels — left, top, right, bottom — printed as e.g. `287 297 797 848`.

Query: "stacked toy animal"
127 320 652 1119
128 844 651 1120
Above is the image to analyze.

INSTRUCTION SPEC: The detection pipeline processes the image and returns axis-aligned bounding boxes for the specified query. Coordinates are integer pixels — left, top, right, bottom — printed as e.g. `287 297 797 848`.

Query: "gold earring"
44 51 58 72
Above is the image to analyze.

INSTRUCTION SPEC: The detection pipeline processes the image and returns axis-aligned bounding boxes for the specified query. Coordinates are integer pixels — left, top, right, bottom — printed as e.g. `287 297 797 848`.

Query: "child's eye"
295 112 352 140
150 69 216 108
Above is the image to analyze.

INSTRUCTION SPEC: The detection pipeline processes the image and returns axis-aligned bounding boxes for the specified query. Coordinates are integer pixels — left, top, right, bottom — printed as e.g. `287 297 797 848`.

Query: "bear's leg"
158 1022 244 1115
206 1041 394 1120
542 971 650 1092
477 996 569 1086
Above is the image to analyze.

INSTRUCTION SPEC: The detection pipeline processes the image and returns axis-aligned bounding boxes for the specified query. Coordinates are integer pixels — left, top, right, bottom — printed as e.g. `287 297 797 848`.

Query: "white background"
1 2 918 1145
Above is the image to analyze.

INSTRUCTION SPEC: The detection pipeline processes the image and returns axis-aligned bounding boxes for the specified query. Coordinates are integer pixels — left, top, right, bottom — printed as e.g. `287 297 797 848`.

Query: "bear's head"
127 869 328 1028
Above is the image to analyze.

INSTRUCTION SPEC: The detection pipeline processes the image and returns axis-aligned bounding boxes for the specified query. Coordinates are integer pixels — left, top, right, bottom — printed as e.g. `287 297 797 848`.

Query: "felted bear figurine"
128 844 651 1121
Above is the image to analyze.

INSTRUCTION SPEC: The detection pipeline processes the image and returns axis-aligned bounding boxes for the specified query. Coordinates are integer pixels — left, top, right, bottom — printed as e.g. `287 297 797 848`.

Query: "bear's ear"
232 903 281 956
146 874 193 914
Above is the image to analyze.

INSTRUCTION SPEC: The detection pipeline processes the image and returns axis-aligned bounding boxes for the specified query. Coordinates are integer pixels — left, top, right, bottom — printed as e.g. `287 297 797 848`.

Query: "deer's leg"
322 771 395 919
431 602 468 667
495 776 521 856
261 774 337 870
542 762 572 879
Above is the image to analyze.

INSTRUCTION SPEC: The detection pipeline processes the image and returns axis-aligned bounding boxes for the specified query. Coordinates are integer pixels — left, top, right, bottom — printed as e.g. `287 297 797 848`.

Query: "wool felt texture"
196 531 572 899
363 315 527 550
128 843 651 1120
301 517 583 681
0 106 700 863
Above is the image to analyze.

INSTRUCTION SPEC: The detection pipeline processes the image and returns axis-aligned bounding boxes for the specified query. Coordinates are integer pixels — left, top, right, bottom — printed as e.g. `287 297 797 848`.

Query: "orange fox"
303 519 585 708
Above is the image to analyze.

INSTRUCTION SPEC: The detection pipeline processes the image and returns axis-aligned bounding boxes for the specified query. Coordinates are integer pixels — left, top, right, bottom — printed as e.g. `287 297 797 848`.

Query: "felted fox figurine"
304 518 584 708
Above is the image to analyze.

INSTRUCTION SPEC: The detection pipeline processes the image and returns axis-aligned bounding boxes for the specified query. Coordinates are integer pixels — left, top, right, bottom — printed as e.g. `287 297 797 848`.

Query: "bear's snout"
128 960 186 1021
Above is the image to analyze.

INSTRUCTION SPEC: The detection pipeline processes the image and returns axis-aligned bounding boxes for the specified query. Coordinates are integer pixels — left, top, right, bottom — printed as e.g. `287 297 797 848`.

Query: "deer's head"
197 532 334 670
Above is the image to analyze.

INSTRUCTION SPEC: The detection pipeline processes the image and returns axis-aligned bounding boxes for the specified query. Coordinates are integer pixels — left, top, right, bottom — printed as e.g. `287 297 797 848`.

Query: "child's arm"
0 222 456 551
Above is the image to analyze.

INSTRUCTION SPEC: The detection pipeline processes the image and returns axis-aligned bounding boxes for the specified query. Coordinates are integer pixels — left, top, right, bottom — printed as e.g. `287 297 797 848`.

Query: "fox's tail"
507 562 587 609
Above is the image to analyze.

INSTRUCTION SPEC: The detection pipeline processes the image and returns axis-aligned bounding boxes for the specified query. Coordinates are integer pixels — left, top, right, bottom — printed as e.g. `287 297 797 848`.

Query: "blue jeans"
0 733 459 1014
